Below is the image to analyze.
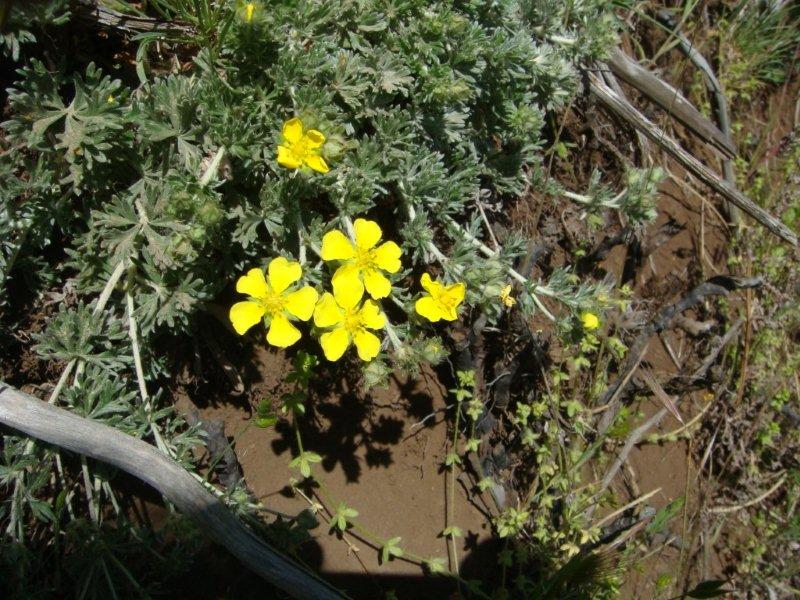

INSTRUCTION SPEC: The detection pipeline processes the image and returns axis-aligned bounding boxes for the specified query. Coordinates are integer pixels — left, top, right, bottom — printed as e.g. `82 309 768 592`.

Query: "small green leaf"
464 438 481 453
444 452 462 467
477 477 495 492
254 400 278 428
381 537 403 563
425 557 446 574
442 526 463 538
254 414 278 428
332 503 358 532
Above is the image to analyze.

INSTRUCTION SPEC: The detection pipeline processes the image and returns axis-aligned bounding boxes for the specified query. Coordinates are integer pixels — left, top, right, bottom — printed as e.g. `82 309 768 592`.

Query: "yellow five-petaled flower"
320 218 402 304
276 117 329 174
313 279 387 362
415 274 465 322
229 257 319 348
580 311 600 331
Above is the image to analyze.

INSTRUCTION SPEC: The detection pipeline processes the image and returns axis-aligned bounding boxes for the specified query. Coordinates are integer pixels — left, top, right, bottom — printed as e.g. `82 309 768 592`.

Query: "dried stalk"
588 73 796 245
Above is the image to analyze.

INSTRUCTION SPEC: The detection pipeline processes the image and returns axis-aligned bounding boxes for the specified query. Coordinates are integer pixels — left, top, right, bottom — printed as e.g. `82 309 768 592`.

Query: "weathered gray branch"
606 48 736 159
72 0 194 35
655 10 740 224
0 382 348 600
588 73 797 246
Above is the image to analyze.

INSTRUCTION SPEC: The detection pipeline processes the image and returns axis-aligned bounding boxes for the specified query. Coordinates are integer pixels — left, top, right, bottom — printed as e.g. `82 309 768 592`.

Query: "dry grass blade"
639 368 684 424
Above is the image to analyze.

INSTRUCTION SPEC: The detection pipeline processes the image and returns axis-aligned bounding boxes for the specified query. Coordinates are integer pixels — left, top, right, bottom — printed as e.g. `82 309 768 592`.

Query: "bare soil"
174 341 495 598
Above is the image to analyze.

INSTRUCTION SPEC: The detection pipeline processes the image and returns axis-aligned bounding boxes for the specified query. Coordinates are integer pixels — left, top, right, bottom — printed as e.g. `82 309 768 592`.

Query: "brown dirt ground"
174 344 494 599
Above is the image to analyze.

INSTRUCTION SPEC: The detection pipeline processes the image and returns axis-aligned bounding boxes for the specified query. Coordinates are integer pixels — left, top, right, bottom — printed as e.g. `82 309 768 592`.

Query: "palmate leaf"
289 451 322 479
134 75 204 168
380 536 403 564
133 255 213 335
330 502 358 532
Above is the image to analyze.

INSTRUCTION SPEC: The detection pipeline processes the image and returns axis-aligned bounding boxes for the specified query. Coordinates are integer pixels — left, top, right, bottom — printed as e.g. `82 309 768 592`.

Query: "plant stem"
447 399 461 575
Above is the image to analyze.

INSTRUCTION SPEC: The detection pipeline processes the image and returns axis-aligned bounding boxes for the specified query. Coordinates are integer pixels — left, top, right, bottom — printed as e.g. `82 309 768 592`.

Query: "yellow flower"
580 311 600 331
229 257 319 348
106 95 114 104
237 0 260 23
244 2 255 22
276 117 329 174
313 279 386 362
499 284 516 307
320 218 402 304
415 273 465 322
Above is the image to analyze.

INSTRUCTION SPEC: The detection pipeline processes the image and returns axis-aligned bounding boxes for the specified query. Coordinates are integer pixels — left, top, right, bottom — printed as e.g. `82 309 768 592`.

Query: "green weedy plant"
0 0 662 595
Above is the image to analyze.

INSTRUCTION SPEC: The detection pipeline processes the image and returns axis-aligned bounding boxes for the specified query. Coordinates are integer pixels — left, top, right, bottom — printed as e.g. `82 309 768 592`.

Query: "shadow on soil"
267 365 435 484
179 533 504 600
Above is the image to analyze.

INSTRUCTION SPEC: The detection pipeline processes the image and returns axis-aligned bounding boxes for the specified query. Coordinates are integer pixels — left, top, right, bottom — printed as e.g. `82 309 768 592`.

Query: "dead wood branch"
605 49 736 159
0 383 348 600
72 0 194 36
655 10 740 224
588 312 746 515
587 73 797 245
595 275 761 437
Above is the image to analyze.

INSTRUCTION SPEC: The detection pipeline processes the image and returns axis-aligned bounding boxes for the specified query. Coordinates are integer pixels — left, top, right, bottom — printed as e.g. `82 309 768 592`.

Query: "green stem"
448 398 461 575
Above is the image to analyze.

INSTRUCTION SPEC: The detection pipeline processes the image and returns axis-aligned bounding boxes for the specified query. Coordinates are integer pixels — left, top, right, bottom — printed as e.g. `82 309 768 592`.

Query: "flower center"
354 247 377 271
433 289 459 312
261 287 286 316
342 308 363 334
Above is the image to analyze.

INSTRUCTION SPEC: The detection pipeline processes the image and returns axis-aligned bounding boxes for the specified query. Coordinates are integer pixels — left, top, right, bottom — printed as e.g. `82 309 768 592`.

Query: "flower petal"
236 268 269 299
359 299 386 330
284 286 318 321
353 218 382 250
305 129 326 149
444 282 466 306
320 327 350 361
266 314 301 347
415 296 444 322
353 329 381 361
332 264 365 309
320 230 356 261
313 293 344 327
373 241 401 273
442 305 459 321
363 268 391 299
282 117 303 145
230 300 266 335
304 153 330 174
420 272 440 296
277 145 303 169
267 256 302 294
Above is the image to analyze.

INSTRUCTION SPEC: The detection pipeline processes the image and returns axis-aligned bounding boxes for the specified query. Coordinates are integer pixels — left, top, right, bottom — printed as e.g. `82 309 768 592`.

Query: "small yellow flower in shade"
244 2 255 22
580 311 600 331
236 0 260 23
320 218 402 304
229 257 319 348
415 274 465 322
106 95 115 104
276 117 329 174
499 284 516 307
313 279 387 362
